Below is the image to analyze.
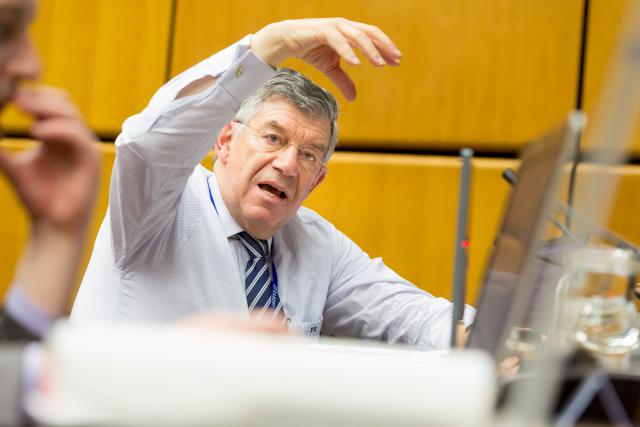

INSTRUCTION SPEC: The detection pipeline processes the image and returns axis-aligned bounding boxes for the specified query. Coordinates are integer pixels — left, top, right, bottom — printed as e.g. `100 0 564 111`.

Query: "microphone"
451 148 473 348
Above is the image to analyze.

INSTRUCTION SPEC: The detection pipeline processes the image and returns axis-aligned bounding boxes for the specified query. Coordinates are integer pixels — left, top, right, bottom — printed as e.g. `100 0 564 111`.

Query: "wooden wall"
2 0 639 310
171 0 583 150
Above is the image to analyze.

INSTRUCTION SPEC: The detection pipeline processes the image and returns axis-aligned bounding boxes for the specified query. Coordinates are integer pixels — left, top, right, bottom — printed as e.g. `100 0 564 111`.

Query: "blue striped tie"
237 231 273 312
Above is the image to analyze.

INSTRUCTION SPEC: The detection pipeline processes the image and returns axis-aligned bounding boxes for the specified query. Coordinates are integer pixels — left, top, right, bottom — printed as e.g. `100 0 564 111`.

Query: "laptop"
466 112 585 360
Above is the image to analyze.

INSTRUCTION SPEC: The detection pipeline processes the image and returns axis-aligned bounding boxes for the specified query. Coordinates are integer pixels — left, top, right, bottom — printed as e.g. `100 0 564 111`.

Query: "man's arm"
108 39 275 269
322 227 475 350
110 18 401 270
0 87 99 323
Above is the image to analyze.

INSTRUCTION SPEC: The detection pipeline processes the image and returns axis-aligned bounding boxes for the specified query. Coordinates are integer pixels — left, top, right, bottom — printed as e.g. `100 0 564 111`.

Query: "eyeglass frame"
232 119 328 172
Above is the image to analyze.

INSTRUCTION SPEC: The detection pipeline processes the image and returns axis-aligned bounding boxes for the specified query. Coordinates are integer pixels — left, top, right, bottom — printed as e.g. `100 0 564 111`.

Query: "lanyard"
206 177 280 309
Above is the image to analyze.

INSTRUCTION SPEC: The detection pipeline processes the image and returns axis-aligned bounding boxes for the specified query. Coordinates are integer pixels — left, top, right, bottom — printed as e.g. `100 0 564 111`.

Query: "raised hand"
0 86 99 234
0 86 100 316
251 18 402 101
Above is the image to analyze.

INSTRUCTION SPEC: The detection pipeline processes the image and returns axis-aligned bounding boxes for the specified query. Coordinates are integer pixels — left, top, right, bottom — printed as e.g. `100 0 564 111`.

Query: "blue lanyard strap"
206 176 279 309
206 176 218 214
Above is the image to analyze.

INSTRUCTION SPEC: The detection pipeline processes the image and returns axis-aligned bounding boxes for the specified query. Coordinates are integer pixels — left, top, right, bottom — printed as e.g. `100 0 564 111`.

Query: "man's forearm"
12 225 88 318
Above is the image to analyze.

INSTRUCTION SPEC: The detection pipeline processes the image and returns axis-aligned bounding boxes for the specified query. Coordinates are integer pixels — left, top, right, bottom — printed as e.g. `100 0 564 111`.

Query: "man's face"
215 98 330 239
0 0 39 110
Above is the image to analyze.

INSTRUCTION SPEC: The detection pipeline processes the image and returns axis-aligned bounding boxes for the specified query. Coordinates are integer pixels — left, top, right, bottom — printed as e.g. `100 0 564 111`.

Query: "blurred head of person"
0 0 40 110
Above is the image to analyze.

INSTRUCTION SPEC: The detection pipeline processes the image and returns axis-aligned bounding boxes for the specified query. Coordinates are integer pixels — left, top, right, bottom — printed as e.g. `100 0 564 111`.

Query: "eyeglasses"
233 120 327 172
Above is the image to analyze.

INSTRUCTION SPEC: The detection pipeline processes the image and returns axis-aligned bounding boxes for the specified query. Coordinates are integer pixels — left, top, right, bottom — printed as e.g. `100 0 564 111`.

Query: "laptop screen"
466 115 582 358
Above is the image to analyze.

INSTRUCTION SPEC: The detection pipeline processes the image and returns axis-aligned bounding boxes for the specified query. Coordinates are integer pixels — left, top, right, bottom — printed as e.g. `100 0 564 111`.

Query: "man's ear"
215 122 234 165
307 165 327 195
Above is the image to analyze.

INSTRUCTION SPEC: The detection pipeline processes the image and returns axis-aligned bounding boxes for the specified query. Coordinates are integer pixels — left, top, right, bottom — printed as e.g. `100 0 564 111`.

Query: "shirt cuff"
5 287 55 337
215 48 277 104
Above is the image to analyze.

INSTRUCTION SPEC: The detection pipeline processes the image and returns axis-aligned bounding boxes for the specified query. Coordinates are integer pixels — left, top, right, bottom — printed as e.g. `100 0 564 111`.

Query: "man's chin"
241 207 291 239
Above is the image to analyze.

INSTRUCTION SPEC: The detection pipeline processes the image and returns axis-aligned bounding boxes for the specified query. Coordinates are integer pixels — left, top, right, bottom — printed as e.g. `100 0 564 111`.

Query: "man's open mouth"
258 183 286 199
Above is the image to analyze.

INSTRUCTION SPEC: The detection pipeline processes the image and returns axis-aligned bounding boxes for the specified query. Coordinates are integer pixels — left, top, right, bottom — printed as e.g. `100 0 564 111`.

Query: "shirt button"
235 65 243 77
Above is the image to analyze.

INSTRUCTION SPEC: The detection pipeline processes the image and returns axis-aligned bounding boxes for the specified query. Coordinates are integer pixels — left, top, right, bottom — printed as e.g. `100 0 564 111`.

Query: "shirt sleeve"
2 287 53 340
109 36 276 270
322 227 476 350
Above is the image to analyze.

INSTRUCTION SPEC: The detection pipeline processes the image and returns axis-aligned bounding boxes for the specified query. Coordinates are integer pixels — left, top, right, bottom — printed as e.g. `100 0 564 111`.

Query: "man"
73 18 474 348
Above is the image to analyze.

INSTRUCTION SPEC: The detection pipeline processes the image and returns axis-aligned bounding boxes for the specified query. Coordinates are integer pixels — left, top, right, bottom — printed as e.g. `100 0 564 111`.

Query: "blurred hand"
176 312 289 335
1 86 100 317
456 322 470 348
0 86 99 236
498 355 521 379
251 18 402 101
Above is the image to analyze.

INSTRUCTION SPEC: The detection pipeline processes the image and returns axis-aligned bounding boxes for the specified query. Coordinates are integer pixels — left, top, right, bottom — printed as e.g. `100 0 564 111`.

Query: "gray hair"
234 68 339 163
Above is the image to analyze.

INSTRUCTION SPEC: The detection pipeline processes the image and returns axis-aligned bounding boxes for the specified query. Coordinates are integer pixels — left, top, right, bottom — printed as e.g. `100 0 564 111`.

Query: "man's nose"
7 36 42 82
271 144 299 177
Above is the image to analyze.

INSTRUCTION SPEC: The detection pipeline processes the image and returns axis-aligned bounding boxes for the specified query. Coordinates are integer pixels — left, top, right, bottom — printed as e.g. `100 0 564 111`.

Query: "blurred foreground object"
28 322 495 427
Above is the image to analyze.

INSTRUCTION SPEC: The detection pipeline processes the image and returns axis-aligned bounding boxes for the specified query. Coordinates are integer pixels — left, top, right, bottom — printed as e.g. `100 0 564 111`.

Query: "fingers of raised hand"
14 85 97 155
300 44 356 101
14 85 81 120
335 22 386 66
324 64 356 102
351 21 402 65
330 19 401 66
31 116 96 153
323 26 361 66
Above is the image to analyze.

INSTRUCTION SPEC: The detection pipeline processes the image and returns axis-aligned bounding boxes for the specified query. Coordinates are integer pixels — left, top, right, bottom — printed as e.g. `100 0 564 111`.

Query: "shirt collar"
209 173 272 250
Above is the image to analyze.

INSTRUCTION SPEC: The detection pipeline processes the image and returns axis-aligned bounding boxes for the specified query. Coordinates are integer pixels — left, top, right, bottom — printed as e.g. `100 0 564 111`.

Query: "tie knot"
237 231 267 259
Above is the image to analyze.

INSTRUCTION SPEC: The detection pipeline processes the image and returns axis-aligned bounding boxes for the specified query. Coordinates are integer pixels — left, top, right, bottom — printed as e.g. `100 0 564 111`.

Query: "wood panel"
582 0 640 155
572 162 640 245
0 0 173 137
172 0 583 150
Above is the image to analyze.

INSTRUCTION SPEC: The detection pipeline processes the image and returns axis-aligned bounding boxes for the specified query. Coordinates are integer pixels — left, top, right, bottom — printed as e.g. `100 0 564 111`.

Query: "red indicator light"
461 240 471 249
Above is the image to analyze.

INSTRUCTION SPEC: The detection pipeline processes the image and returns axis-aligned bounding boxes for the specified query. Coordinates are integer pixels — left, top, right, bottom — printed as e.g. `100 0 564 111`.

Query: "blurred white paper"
29 322 496 427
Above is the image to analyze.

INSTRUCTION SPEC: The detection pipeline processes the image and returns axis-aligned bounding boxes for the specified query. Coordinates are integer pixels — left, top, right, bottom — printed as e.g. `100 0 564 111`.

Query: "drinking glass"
563 247 639 358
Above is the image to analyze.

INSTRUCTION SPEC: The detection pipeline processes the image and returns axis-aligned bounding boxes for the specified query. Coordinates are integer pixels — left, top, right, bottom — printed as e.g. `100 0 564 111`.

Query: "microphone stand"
451 148 473 348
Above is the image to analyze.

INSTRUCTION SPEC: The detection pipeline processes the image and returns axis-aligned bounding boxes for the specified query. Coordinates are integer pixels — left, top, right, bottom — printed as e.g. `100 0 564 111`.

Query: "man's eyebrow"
264 120 287 133
264 120 327 151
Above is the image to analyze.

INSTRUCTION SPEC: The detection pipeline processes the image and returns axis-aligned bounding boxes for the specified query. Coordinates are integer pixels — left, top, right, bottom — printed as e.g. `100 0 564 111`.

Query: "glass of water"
563 247 639 358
